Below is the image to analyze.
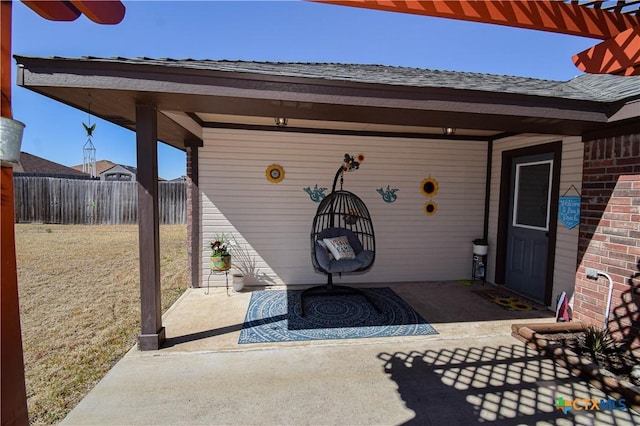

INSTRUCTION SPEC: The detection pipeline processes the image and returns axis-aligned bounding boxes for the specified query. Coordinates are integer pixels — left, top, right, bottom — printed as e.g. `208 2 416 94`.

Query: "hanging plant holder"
0 117 25 165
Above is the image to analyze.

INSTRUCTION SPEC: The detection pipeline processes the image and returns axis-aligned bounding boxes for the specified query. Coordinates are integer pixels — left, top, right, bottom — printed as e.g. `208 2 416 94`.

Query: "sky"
11 0 598 180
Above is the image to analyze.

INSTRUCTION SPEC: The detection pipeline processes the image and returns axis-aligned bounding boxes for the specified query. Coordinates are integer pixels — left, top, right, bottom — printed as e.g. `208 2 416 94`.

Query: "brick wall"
574 134 640 346
186 143 200 288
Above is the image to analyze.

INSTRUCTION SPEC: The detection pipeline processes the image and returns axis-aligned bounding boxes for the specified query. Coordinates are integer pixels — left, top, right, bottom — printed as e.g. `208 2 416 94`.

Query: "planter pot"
232 274 245 292
210 254 231 271
0 117 25 165
473 243 489 255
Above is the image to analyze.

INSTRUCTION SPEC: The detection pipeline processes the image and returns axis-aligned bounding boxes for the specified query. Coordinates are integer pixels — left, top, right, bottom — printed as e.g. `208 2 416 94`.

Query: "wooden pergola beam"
1 1 29 424
573 24 640 75
69 1 125 24
310 1 640 75
310 0 640 39
21 0 125 24
20 1 81 21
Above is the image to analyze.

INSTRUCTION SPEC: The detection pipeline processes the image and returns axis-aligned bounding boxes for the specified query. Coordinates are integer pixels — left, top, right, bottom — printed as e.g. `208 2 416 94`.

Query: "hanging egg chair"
302 154 379 316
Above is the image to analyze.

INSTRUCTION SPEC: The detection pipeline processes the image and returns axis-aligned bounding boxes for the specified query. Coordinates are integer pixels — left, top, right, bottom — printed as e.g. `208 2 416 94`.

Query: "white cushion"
317 240 334 260
323 236 356 260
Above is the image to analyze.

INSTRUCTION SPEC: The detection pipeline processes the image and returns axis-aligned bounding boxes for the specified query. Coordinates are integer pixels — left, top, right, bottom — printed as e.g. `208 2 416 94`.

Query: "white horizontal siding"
487 134 583 307
200 128 488 287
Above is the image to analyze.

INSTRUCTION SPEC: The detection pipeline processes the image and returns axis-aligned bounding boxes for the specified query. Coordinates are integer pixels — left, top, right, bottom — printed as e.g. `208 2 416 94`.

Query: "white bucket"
473 244 488 256
232 274 245 292
0 117 25 165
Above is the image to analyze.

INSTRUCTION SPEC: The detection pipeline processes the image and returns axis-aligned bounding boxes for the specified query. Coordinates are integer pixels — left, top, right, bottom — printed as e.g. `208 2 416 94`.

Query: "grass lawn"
15 224 188 425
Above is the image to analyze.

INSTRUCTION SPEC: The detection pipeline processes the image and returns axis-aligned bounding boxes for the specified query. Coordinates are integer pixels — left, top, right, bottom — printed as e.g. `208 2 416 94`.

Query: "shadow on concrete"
379 344 639 424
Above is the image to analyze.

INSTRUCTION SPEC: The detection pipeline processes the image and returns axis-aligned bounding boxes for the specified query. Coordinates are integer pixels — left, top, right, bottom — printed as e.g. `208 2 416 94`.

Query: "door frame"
495 141 562 306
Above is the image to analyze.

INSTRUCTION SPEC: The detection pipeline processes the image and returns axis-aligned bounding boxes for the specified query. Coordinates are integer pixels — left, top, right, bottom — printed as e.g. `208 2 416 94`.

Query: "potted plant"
227 235 256 292
472 238 489 255
210 235 231 271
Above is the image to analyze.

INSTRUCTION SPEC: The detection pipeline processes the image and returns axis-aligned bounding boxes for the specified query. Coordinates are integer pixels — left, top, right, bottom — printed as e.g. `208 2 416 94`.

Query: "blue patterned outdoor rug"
238 287 438 344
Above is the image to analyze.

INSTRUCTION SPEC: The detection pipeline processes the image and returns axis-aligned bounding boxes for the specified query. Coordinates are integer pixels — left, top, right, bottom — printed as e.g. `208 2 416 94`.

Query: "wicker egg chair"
301 154 379 316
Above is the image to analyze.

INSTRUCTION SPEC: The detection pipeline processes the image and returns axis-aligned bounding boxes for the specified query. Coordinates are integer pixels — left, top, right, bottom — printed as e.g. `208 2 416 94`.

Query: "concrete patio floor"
62 281 640 425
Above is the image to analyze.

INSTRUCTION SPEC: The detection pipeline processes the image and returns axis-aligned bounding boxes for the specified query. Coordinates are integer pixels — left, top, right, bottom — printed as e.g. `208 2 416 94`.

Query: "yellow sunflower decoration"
424 201 437 216
420 177 439 197
266 164 285 183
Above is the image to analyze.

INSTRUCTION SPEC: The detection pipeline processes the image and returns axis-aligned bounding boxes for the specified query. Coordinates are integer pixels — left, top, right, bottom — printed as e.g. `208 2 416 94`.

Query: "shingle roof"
15 152 90 178
54 56 640 103
71 160 116 175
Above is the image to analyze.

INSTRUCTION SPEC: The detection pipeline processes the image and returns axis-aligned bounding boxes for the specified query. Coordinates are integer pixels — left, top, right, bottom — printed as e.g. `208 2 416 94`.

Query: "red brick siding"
574 134 640 346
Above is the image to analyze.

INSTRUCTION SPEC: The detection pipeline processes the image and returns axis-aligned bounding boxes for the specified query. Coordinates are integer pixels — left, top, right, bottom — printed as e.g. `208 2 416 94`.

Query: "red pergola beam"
69 1 125 24
20 1 80 21
21 0 124 24
310 0 640 40
573 25 640 75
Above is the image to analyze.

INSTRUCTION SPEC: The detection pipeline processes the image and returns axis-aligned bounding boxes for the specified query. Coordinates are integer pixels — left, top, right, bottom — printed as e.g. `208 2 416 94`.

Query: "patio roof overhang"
14 55 640 152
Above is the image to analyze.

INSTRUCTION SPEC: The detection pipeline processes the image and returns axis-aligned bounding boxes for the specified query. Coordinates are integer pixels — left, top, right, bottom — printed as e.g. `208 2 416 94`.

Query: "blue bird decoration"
303 184 328 202
377 185 399 203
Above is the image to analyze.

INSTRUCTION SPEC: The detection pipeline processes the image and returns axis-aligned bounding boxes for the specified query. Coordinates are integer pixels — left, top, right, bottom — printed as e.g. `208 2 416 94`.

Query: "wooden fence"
13 177 186 224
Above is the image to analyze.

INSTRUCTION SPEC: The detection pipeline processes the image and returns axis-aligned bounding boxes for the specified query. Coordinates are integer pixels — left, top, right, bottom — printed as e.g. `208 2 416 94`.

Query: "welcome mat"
472 288 543 311
238 287 438 344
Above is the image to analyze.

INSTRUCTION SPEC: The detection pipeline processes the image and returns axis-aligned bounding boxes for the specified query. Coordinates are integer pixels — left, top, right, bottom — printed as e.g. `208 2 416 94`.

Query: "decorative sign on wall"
559 185 581 230
303 184 327 202
377 185 399 203
266 164 285 183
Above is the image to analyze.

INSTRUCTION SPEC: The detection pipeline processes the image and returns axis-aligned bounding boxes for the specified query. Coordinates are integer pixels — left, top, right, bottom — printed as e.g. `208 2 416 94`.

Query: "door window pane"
513 161 552 230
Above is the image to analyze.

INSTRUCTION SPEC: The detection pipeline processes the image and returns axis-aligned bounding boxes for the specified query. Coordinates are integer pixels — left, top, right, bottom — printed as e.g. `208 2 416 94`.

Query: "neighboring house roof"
101 163 166 180
14 152 92 179
102 164 137 176
36 56 640 103
71 159 116 175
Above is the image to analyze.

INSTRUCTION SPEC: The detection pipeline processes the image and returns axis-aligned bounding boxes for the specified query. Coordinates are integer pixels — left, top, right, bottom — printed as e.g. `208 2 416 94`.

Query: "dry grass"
15 224 187 425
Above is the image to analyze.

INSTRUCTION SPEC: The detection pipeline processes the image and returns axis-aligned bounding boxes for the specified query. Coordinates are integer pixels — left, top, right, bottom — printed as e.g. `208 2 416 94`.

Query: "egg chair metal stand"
302 154 379 316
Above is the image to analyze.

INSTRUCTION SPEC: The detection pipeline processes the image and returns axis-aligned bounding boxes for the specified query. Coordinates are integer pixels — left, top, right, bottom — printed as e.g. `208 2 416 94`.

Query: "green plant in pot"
210 235 231 271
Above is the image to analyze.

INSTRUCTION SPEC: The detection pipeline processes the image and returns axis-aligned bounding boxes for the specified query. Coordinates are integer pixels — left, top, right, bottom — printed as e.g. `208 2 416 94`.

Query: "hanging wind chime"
82 98 97 178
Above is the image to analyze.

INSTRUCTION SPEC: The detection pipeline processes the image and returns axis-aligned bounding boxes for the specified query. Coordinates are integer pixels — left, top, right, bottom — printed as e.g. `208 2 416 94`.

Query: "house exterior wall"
487 135 584 308
573 134 640 347
101 164 136 181
199 128 488 287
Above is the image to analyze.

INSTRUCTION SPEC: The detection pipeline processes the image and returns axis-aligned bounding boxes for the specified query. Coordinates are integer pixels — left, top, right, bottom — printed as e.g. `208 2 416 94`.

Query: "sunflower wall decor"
266 164 285 183
420 177 439 216
420 177 439 198
424 201 437 216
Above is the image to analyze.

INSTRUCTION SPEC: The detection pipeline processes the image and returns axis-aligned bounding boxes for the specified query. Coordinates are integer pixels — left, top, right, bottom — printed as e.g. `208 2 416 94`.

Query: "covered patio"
3 2 640 424
14 55 640 352
60 280 640 425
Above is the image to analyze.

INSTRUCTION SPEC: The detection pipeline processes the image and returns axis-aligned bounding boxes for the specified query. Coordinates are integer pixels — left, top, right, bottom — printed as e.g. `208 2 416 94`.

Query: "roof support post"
1 0 29 423
1 166 29 425
135 103 165 351
186 142 200 288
